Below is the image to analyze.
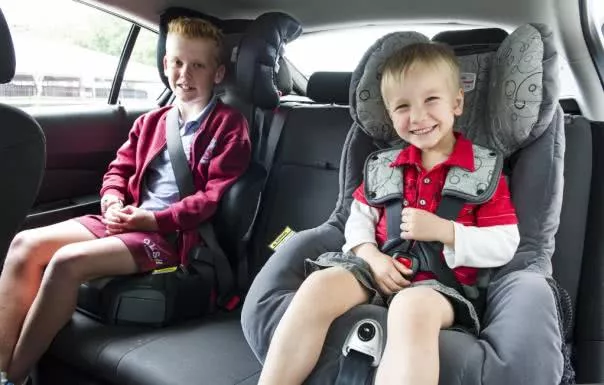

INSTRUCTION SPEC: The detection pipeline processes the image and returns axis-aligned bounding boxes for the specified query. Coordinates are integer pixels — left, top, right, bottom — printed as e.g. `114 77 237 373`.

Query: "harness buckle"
393 254 419 277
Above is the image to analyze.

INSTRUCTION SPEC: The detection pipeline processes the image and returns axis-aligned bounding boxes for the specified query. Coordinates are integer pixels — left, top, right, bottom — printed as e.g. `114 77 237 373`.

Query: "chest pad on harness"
363 143 503 206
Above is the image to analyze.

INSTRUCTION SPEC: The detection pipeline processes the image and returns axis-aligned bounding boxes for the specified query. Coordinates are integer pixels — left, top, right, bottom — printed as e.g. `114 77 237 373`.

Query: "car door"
0 0 167 229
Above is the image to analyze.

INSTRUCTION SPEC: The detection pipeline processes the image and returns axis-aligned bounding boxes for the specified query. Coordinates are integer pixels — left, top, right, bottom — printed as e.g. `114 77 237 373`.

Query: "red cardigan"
100 101 251 264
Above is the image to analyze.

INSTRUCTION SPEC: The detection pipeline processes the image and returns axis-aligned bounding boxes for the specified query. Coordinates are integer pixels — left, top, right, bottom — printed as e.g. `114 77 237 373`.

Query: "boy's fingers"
390 272 409 287
392 260 412 276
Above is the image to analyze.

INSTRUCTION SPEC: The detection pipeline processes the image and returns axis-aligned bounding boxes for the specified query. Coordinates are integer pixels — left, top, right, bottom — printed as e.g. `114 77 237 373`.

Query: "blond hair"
380 42 461 98
167 17 224 62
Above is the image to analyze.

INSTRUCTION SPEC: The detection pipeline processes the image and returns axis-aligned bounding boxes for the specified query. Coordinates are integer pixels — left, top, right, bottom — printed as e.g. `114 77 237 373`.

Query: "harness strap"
382 194 467 296
382 199 411 253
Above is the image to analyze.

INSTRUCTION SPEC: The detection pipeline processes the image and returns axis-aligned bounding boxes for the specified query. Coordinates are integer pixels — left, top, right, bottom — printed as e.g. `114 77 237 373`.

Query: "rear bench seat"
36 72 354 385
247 71 353 277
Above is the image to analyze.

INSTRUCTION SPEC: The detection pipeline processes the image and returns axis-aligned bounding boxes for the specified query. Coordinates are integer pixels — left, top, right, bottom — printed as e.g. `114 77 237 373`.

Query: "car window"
0 0 164 108
286 24 580 98
118 27 165 107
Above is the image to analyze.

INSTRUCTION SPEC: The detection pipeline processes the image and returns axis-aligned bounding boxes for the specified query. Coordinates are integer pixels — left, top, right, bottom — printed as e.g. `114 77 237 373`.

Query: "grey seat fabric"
0 9 45 263
242 24 568 385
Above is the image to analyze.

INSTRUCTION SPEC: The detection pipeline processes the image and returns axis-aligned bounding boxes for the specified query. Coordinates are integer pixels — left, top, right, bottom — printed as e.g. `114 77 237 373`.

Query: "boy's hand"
353 243 412 296
103 205 158 235
400 207 454 246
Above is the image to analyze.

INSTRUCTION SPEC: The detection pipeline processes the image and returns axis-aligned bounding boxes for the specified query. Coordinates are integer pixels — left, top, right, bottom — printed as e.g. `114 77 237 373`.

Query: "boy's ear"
162 55 169 75
453 88 464 116
214 64 226 85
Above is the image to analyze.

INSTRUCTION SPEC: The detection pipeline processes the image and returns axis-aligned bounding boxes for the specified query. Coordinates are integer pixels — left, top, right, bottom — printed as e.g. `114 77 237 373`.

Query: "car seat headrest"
307 72 352 104
235 12 302 109
157 11 302 109
350 31 431 145
0 9 16 84
350 24 559 156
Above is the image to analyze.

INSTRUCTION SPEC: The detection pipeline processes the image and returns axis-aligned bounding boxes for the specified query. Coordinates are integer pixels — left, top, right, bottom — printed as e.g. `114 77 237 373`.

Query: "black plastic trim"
580 0 604 88
109 25 140 105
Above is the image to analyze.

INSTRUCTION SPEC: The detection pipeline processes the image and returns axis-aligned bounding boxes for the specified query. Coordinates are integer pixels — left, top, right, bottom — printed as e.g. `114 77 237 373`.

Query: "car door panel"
23 105 153 228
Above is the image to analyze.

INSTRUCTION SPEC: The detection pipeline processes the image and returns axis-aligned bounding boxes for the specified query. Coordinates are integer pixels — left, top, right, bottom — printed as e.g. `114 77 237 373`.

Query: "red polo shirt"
353 133 517 285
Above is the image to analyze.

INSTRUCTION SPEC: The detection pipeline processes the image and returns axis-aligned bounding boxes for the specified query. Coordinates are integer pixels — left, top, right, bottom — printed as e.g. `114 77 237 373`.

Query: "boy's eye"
394 104 409 111
426 96 439 102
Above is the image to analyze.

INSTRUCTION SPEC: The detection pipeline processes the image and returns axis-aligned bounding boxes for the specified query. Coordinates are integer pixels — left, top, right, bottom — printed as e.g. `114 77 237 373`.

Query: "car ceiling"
87 0 604 120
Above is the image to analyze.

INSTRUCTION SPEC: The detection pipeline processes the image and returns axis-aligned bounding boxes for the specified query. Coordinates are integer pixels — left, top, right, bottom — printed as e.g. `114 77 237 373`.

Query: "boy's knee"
389 287 447 325
297 267 363 314
4 230 43 271
301 267 349 296
45 245 87 282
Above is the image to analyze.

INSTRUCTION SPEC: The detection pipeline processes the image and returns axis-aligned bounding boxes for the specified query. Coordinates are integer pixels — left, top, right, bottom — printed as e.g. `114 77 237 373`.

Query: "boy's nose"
179 64 192 77
410 105 426 123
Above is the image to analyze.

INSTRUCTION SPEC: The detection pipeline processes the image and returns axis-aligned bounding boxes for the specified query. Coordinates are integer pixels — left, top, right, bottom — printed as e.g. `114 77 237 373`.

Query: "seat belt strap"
263 108 288 173
165 107 235 303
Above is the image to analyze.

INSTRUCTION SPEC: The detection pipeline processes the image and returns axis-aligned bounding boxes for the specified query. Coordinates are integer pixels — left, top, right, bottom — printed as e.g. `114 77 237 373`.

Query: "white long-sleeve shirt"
343 200 520 269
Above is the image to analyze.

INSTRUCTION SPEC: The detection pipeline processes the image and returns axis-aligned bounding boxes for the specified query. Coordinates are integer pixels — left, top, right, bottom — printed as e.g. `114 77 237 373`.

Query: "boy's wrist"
438 219 455 247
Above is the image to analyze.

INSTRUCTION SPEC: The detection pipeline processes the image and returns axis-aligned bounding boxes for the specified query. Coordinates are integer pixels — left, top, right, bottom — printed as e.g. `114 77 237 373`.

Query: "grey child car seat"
242 23 570 385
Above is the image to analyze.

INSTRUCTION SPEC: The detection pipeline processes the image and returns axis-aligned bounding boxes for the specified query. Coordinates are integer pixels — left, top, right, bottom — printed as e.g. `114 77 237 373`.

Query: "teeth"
411 125 436 135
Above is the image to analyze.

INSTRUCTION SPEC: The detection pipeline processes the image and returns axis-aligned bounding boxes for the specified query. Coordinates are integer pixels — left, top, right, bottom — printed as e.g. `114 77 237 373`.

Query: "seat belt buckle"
393 254 419 277
217 293 240 311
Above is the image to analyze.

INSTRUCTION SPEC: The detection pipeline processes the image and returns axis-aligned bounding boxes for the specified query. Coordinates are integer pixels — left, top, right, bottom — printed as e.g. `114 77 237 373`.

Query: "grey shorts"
305 251 481 335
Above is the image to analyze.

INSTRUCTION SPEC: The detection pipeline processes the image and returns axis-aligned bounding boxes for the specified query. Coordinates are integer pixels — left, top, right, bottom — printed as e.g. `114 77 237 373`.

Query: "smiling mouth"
410 124 437 135
178 84 195 91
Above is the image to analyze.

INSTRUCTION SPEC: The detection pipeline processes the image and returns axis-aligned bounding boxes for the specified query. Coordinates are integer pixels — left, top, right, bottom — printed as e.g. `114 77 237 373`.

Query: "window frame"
580 0 604 88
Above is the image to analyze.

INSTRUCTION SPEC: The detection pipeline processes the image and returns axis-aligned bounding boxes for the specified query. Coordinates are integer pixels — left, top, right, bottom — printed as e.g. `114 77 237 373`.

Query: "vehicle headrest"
350 24 559 156
157 11 301 109
0 9 16 84
432 28 508 54
307 72 352 104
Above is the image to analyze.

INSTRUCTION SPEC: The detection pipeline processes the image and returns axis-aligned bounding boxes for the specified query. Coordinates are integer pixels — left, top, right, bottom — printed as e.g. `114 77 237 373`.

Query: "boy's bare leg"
257 267 369 385
375 286 454 385
8 237 138 382
0 220 96 372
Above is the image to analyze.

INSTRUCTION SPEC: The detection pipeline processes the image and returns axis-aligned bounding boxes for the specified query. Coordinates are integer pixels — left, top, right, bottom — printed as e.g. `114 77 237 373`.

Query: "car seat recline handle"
336 319 384 384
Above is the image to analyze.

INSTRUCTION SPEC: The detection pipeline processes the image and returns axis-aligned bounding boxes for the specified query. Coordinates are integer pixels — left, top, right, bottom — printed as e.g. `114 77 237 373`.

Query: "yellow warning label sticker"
269 226 296 251
152 266 178 275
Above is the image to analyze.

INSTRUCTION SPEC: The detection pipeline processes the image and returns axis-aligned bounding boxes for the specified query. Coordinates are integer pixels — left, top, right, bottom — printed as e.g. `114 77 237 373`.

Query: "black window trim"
580 0 604 88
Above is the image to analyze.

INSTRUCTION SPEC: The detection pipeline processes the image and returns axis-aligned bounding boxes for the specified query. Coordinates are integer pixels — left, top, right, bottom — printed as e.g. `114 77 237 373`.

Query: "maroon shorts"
75 215 180 272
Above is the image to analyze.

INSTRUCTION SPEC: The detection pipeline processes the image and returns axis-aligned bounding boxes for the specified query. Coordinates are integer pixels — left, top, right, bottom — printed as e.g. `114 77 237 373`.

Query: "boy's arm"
343 199 380 253
154 116 251 232
100 115 143 202
443 174 519 268
443 224 519 268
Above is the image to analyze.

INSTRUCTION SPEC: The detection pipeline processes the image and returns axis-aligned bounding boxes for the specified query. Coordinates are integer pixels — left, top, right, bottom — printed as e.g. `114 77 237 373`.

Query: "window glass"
118 27 165 107
286 24 579 98
0 0 161 107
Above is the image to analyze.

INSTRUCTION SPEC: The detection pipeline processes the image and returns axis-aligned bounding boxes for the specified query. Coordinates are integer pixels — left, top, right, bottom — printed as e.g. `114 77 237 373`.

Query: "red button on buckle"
396 257 412 269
